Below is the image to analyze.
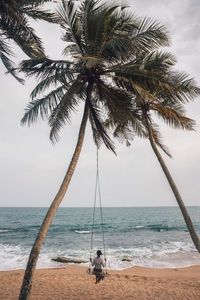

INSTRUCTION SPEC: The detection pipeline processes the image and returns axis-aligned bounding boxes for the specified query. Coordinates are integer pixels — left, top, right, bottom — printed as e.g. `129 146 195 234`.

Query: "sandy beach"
0 265 200 300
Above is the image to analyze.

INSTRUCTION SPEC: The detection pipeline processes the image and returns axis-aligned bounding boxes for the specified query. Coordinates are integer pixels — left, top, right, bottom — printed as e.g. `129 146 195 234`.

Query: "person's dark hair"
97 250 103 257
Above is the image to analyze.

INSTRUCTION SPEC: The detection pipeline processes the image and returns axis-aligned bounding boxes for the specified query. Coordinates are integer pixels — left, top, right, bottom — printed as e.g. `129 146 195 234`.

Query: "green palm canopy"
20 0 169 147
107 49 200 150
0 0 57 81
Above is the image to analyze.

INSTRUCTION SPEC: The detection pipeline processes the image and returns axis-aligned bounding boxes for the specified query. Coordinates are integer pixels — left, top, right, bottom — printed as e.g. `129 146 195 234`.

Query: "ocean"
0 207 199 271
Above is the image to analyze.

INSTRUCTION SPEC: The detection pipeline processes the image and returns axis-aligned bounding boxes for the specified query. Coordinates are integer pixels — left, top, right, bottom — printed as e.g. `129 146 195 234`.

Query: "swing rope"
89 148 107 273
89 150 98 261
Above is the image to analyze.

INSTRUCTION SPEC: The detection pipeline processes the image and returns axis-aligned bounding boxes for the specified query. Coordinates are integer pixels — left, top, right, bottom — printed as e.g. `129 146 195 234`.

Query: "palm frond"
95 6 138 62
169 71 200 103
131 17 170 52
153 104 196 131
20 7 58 23
0 18 24 81
0 37 13 56
105 108 146 146
1 18 45 57
143 50 176 72
49 78 86 142
57 0 84 55
0 0 59 60
110 64 174 96
128 113 147 139
88 99 116 153
94 78 134 124
21 85 65 126
20 58 73 80
147 118 172 157
17 0 53 8
113 124 133 147
132 83 158 105
22 8 57 22
159 100 185 114
0 52 24 83
30 75 62 99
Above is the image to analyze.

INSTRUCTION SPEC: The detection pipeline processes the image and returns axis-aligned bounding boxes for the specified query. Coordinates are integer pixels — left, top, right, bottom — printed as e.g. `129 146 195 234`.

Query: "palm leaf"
1 15 45 57
49 78 86 142
146 118 172 157
0 52 24 83
0 0 58 74
168 71 200 103
94 78 134 123
95 7 138 62
20 7 58 23
20 58 73 80
131 17 169 52
57 0 84 55
31 75 62 99
110 64 174 95
105 107 146 146
88 99 116 153
21 85 66 125
143 50 176 72
153 104 196 131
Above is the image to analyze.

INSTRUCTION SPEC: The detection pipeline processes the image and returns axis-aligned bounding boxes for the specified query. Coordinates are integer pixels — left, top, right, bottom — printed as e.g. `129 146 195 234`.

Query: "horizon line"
1 205 199 208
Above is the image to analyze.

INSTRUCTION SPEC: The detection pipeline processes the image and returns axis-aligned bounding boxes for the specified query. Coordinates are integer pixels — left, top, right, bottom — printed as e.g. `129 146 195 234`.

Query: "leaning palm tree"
108 49 200 252
18 1 171 298
0 0 57 81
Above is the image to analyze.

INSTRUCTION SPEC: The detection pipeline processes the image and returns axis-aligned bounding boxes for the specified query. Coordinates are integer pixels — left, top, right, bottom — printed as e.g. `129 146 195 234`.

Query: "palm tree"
18 1 170 298
108 49 200 252
0 0 57 81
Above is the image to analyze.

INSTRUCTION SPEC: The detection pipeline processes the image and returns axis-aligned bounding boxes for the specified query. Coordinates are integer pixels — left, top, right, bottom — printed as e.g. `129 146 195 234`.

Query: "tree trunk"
18 93 91 299
144 114 200 253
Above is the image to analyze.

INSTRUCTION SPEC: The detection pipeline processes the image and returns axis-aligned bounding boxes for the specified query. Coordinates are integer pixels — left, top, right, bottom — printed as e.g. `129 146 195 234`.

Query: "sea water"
0 207 199 271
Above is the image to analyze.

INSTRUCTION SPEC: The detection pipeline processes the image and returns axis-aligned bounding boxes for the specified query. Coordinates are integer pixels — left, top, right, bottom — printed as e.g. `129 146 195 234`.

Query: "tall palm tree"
107 49 200 252
18 1 170 298
0 0 57 81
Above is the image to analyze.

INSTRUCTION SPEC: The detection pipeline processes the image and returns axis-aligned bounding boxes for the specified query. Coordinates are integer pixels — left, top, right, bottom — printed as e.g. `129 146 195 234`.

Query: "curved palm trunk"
18 86 92 300
144 114 200 253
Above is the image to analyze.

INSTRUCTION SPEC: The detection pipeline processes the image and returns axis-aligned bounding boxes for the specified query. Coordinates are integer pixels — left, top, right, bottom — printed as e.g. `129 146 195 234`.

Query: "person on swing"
90 250 106 283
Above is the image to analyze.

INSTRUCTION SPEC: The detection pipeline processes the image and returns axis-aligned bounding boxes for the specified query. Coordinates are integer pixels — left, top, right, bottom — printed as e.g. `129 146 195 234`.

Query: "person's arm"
101 257 106 267
91 257 95 266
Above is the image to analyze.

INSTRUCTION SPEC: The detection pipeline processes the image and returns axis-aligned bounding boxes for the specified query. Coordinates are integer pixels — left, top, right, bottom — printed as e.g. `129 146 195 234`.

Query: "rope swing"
88 148 108 277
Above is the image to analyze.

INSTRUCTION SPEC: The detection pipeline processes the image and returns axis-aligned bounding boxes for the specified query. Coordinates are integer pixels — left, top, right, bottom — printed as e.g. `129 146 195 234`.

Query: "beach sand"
0 265 200 299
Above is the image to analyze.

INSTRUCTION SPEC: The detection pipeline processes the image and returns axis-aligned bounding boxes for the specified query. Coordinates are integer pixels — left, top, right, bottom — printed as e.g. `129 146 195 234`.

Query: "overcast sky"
0 0 200 207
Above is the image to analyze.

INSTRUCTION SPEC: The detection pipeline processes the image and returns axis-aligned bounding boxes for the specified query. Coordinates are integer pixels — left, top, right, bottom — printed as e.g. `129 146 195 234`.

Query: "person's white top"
92 256 105 270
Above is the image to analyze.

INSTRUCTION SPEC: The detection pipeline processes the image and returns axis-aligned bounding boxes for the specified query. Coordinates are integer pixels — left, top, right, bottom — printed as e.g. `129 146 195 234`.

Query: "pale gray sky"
0 0 200 207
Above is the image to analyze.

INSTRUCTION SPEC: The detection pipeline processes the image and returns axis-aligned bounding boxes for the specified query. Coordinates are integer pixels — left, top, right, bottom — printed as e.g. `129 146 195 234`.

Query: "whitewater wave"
1 238 199 271
0 244 65 271
75 230 90 234
135 226 144 229
133 224 186 232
